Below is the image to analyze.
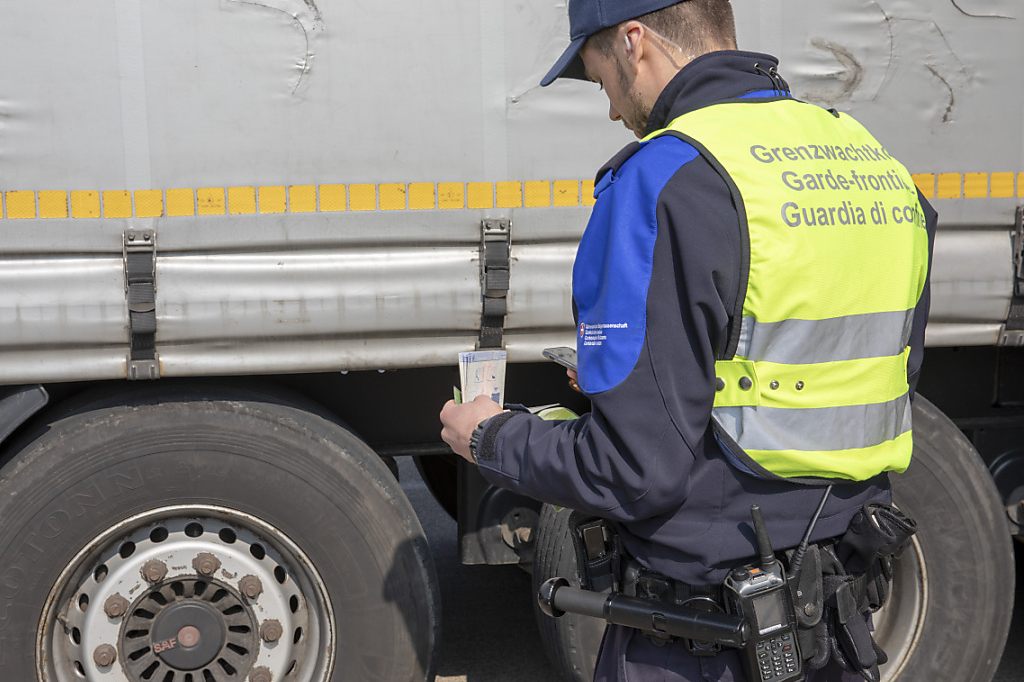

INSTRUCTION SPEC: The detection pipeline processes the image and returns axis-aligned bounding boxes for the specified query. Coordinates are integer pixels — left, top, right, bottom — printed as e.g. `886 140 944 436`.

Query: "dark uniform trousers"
595 625 863 682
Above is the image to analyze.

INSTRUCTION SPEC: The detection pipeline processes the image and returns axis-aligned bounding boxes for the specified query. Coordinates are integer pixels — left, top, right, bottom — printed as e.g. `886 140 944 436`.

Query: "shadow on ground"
400 458 560 682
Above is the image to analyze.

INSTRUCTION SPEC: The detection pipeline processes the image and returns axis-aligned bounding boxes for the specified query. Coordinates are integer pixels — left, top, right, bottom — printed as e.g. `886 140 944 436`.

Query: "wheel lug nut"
250 666 273 682
141 559 168 584
103 594 129 619
93 643 117 667
239 575 263 600
260 618 284 642
192 552 221 577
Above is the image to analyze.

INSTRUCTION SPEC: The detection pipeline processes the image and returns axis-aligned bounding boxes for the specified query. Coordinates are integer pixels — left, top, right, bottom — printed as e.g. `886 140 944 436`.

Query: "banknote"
458 350 507 406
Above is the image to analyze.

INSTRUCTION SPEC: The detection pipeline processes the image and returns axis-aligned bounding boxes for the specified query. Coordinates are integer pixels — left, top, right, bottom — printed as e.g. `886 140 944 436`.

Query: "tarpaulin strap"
123 230 160 380
479 218 511 349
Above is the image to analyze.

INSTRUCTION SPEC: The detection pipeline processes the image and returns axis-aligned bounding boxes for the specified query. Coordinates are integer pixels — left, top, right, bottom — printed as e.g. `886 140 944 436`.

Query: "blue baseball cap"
541 0 685 86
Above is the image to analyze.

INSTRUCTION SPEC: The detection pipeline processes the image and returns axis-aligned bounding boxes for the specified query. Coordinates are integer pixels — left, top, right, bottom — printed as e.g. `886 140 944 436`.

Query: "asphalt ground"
398 458 1024 682
399 457 558 681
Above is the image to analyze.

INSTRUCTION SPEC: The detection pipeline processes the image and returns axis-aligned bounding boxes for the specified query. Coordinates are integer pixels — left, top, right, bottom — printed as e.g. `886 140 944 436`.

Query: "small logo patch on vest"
580 322 629 348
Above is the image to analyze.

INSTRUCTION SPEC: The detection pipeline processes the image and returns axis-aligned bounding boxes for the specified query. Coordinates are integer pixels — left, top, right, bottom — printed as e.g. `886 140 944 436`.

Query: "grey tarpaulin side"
0 0 1019 383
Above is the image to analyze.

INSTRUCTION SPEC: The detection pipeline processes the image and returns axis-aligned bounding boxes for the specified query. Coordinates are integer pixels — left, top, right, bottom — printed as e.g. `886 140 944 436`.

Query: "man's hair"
590 0 737 57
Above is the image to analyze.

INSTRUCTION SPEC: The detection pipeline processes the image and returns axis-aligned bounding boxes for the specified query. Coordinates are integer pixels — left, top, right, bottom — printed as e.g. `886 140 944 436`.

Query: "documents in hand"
457 350 507 407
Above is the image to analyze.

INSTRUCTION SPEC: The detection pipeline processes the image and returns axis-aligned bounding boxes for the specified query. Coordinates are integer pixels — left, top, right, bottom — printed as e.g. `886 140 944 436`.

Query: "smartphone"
543 346 578 372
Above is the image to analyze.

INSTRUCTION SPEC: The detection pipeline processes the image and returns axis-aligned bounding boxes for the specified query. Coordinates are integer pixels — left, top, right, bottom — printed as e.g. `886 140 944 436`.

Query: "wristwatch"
469 419 489 462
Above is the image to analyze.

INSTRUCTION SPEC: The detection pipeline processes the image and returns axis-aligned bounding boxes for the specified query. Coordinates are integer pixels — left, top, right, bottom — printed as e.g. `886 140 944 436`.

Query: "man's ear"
622 23 645 62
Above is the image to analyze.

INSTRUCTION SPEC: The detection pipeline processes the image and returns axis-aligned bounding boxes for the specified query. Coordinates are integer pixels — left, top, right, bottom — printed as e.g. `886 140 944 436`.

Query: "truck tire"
531 396 1013 682
877 395 1014 681
532 504 606 682
0 388 439 682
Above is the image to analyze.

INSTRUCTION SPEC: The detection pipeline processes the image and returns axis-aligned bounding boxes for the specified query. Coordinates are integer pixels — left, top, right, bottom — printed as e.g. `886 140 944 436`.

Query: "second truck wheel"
532 396 1014 682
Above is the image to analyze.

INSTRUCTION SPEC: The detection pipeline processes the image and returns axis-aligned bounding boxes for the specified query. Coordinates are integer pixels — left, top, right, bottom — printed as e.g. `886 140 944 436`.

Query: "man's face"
580 40 651 138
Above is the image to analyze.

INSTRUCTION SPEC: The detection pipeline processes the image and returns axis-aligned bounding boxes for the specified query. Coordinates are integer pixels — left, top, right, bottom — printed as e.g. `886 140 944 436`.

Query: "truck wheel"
532 504 606 681
876 395 1013 681
531 396 1013 682
0 389 439 681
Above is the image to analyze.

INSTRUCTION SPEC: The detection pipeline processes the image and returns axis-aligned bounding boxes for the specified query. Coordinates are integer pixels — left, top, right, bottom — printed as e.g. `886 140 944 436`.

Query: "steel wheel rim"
874 535 928 681
38 505 335 682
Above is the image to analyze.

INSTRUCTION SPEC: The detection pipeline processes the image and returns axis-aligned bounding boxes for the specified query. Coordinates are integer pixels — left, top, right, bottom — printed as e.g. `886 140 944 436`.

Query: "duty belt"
621 561 730 655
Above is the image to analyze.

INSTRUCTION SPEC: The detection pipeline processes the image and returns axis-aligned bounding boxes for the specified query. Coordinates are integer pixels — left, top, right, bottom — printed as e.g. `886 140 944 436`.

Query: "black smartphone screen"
542 346 578 372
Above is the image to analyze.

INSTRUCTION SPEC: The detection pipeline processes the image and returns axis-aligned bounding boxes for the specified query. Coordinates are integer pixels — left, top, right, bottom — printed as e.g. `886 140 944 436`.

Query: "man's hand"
567 368 581 393
440 395 504 463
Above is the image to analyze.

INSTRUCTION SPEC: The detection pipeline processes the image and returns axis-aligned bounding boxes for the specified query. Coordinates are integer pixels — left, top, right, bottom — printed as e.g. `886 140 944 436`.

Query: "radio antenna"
750 505 777 570
790 485 833 575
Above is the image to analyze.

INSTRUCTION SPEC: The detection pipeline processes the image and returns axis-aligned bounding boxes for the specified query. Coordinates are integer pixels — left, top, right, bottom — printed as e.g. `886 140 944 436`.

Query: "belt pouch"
837 503 916 575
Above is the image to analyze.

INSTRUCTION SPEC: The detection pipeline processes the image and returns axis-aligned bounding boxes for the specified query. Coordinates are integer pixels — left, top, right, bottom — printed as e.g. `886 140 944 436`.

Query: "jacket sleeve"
474 137 739 522
907 190 937 398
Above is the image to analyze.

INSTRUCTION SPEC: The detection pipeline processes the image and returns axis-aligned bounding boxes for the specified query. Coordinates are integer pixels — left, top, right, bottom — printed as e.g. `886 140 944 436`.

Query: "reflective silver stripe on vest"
713 393 912 453
736 310 915 364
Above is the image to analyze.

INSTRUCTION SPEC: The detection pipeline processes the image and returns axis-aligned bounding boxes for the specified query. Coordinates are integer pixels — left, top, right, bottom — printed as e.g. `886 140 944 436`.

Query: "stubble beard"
615 58 650 137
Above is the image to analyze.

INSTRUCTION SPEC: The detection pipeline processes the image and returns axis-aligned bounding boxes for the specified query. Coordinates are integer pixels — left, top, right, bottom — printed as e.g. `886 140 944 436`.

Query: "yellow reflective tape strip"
71 191 101 218
167 189 195 217
197 187 225 216
227 187 256 215
553 180 580 207
39 191 68 219
468 182 493 209
409 183 435 210
525 181 551 208
496 181 523 208
258 186 285 214
7 174 1022 220
964 173 988 199
992 173 1015 199
912 173 935 200
320 184 346 212
349 184 377 211
497 181 524 208
582 179 596 207
937 173 962 199
379 183 406 211
6 191 35 218
103 190 132 219
289 185 317 213
911 172 1024 201
438 182 465 210
135 189 163 218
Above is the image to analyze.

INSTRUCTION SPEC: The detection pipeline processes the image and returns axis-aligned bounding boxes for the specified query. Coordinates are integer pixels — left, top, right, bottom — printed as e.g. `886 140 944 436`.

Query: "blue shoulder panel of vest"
594 141 643 185
573 136 700 394
738 89 792 100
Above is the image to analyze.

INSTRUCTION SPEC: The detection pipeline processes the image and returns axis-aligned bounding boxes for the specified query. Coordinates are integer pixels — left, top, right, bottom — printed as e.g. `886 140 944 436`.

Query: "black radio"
723 505 803 682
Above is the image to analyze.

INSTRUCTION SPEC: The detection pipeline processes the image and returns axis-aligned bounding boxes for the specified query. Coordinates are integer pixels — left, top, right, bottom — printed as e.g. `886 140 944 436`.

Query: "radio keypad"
754 635 800 681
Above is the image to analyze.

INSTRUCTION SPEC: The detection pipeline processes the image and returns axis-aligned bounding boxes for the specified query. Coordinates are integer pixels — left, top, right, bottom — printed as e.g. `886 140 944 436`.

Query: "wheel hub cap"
127 581 244 673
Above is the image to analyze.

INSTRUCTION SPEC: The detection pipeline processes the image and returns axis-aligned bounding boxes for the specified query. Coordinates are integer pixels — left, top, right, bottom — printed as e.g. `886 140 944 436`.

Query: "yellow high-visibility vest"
646 98 929 482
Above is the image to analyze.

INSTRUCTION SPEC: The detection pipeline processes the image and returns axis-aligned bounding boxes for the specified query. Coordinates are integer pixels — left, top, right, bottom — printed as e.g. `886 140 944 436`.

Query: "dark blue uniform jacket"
475 50 937 585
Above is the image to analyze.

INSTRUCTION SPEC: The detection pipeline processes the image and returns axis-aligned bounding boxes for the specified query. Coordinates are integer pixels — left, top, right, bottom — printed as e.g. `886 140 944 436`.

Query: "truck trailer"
0 0 1021 680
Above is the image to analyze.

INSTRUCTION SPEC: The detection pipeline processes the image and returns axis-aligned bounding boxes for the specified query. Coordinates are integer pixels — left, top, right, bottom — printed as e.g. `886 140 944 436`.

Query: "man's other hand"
567 368 581 393
440 395 504 462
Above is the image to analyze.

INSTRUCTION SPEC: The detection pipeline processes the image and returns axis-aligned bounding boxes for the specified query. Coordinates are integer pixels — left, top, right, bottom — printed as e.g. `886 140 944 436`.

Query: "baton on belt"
537 577 749 648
